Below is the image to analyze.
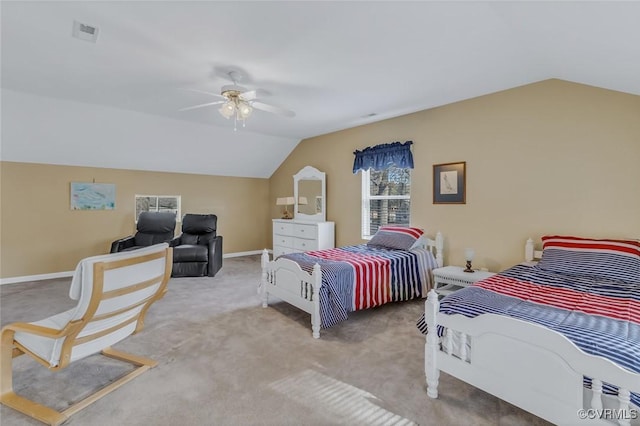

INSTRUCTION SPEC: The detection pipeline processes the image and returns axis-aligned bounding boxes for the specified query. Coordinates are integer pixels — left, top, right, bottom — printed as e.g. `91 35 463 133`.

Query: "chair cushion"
134 233 173 247
137 211 176 233
121 245 146 252
173 244 208 262
182 214 217 235
14 309 139 367
17 243 170 368
133 211 176 247
69 243 170 300
172 262 207 277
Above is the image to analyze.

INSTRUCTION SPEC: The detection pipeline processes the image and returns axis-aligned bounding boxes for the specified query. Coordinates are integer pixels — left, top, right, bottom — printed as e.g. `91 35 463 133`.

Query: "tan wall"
270 79 640 271
0 162 270 278
3 79 638 278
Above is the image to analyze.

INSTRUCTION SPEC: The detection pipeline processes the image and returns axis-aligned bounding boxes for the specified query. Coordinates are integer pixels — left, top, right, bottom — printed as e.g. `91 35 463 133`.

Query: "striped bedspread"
280 244 438 328
416 264 640 406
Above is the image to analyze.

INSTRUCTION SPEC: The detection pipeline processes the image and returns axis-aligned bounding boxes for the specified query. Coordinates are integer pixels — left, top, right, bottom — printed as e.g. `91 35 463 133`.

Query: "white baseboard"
0 250 271 286
223 250 268 258
0 271 75 286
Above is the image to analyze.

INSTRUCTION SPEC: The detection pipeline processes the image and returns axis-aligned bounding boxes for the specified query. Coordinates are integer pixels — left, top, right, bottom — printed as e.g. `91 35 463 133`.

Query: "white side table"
432 266 496 297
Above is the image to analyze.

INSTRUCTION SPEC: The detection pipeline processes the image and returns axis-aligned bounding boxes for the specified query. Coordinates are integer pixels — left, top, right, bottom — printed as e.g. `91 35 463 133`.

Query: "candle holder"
464 248 475 273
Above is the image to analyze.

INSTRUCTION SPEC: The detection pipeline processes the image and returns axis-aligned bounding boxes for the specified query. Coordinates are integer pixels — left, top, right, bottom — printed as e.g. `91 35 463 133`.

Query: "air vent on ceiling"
72 20 99 43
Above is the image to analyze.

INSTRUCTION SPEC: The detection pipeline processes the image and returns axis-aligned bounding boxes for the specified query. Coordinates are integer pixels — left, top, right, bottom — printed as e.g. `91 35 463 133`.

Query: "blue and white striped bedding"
417 264 640 407
280 244 438 329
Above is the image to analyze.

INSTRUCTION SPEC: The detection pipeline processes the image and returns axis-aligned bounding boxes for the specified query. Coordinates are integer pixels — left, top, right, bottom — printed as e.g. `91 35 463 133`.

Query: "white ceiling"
2 1 640 177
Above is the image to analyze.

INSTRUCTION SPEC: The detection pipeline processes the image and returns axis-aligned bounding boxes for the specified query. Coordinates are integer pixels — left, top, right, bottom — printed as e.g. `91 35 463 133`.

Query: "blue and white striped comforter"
417 264 640 407
281 244 438 329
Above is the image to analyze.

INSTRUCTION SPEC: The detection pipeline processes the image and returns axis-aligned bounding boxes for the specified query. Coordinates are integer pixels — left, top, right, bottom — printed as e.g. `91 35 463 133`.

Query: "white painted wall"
0 89 300 178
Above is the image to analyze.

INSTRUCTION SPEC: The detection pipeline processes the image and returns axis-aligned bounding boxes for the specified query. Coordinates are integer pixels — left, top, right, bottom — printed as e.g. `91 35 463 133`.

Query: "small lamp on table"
464 248 475 273
276 197 295 219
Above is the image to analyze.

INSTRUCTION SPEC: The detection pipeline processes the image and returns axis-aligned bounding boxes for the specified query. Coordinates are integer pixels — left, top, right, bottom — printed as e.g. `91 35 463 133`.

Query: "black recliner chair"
170 214 223 277
110 211 176 253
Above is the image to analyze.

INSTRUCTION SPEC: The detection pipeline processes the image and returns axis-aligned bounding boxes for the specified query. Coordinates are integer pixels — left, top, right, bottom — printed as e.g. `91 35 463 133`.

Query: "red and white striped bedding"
281 244 439 328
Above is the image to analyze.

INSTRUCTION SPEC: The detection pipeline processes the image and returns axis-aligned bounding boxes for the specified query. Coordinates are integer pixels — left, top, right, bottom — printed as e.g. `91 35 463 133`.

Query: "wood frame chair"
1 243 173 425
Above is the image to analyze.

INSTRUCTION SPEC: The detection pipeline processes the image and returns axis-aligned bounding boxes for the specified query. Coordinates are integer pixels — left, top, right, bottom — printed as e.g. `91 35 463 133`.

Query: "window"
135 195 181 222
361 166 411 239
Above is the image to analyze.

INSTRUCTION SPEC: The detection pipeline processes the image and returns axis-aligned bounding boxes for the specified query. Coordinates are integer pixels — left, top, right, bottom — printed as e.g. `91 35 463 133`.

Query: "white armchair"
0 243 172 425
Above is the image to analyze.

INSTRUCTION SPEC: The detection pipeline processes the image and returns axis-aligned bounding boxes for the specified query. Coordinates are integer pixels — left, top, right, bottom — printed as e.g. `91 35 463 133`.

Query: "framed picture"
433 161 466 204
70 182 116 210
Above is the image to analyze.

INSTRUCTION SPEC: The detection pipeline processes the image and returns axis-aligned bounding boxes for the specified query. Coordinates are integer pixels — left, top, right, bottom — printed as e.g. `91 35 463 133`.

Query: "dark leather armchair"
170 214 223 277
110 212 176 253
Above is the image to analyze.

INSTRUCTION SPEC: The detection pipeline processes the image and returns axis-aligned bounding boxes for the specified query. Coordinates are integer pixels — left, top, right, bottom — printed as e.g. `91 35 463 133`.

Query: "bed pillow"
537 235 640 284
367 226 424 250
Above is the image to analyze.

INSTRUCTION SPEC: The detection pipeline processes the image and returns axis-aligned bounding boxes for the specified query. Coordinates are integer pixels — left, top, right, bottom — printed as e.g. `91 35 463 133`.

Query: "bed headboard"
426 232 444 267
525 238 543 262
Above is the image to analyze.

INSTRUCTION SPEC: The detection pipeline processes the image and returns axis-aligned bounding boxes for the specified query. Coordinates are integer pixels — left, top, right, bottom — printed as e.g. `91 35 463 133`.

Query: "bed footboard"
424 290 640 425
261 250 322 338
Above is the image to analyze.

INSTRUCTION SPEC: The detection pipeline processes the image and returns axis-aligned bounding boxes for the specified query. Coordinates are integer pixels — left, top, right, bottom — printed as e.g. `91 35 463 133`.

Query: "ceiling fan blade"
239 89 267 101
179 100 225 111
252 101 295 117
182 88 226 100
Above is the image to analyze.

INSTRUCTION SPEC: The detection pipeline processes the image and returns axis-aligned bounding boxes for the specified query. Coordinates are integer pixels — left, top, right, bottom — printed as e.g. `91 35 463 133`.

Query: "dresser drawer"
273 245 295 259
273 221 294 236
293 238 318 251
273 235 294 248
293 224 316 239
273 219 334 255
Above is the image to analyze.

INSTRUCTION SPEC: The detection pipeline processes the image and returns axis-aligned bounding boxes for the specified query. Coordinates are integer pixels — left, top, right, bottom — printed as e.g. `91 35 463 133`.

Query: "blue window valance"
352 141 414 174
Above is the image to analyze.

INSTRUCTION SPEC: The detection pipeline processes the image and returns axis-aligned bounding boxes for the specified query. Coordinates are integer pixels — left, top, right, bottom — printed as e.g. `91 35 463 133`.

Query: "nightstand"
432 266 496 297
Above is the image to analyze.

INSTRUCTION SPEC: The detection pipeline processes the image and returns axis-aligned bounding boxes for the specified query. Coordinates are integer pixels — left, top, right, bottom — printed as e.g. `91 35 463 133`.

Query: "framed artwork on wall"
70 182 116 210
433 161 466 204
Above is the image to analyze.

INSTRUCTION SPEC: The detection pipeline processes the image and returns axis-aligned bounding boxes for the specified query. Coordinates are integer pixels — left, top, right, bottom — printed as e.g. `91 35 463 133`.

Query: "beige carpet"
0 255 550 426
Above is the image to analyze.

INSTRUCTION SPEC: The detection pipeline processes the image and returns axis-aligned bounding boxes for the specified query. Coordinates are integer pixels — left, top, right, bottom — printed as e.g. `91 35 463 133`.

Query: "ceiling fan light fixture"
219 101 235 119
181 70 294 130
238 102 252 119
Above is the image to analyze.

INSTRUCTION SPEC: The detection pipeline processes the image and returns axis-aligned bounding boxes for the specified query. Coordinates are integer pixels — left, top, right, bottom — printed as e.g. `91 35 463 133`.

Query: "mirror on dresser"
294 166 326 222
272 166 334 259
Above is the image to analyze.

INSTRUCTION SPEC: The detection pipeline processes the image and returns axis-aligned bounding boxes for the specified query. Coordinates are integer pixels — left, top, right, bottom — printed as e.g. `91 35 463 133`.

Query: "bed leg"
311 318 320 339
425 290 440 398
311 263 321 339
261 249 269 308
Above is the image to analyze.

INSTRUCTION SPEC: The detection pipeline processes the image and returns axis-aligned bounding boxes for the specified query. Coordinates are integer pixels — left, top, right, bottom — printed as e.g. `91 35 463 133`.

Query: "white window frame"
361 168 411 239
135 194 182 223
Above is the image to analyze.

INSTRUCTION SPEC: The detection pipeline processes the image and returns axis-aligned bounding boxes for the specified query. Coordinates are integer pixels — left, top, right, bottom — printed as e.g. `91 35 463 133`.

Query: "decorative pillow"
537 235 640 284
367 226 425 250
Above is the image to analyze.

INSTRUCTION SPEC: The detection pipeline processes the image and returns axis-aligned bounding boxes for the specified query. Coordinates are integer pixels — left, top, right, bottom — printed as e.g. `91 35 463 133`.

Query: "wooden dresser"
272 219 335 258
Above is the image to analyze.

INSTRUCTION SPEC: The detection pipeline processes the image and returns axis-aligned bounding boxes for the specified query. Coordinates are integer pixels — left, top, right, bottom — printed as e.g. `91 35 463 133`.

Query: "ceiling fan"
180 71 295 130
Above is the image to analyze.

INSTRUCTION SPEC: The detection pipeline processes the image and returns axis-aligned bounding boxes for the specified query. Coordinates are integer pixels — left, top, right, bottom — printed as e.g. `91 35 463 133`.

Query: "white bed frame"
261 232 444 338
424 239 640 425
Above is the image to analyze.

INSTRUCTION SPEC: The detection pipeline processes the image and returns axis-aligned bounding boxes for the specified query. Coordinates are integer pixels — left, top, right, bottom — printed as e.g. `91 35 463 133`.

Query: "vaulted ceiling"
2 1 639 178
